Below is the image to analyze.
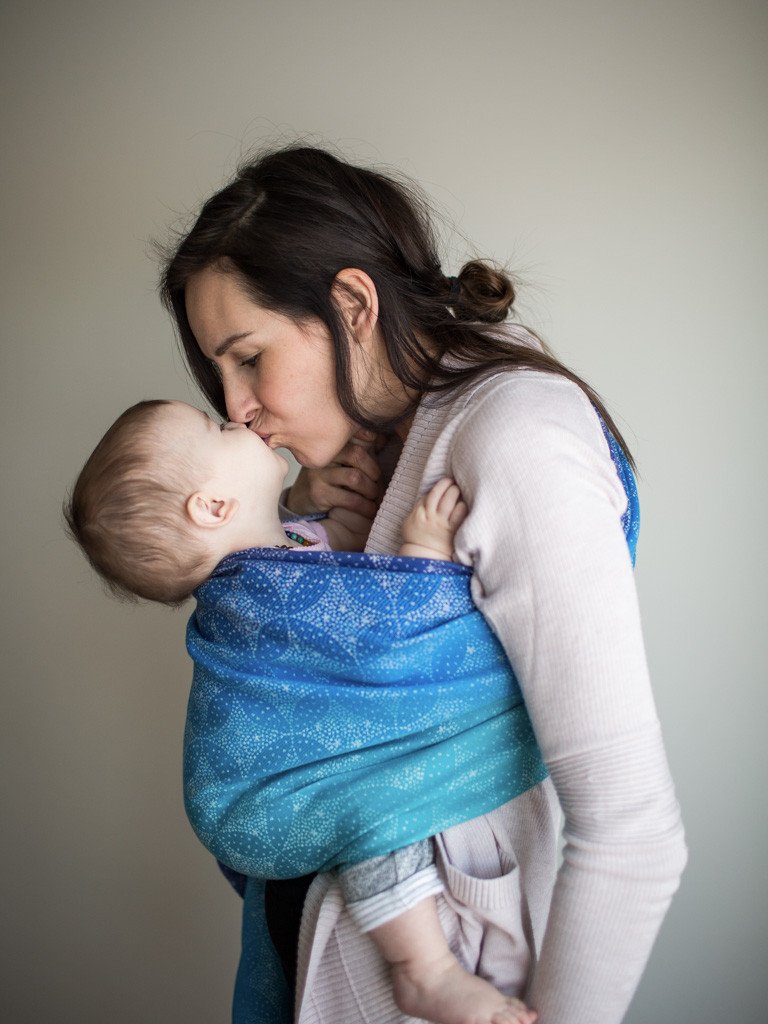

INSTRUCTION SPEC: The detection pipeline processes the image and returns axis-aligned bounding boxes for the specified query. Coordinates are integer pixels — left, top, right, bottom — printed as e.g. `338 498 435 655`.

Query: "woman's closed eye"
240 354 259 368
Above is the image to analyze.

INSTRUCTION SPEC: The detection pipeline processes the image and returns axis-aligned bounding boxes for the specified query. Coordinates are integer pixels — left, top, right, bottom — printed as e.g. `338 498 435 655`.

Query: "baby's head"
64 400 289 605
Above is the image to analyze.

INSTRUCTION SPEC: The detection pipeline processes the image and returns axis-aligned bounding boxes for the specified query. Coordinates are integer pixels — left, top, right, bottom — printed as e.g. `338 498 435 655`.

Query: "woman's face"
185 265 359 468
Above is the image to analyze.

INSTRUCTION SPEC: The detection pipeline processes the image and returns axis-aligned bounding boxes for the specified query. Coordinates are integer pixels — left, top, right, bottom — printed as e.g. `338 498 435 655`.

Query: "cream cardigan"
293 357 687 1024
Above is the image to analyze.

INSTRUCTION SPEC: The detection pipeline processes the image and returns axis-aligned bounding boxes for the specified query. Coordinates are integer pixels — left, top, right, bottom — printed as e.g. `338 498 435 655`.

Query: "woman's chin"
293 450 326 470
291 438 351 470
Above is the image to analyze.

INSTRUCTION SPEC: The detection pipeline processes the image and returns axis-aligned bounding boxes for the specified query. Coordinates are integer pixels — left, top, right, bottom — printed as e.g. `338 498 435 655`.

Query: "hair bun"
455 260 515 323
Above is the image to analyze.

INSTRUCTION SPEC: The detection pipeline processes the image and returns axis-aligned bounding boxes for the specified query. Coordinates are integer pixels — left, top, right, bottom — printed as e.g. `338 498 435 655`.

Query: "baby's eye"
240 354 259 368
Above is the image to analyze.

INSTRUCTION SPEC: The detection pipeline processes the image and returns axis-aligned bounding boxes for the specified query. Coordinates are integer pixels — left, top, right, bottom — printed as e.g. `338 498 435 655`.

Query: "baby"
65 399 537 1024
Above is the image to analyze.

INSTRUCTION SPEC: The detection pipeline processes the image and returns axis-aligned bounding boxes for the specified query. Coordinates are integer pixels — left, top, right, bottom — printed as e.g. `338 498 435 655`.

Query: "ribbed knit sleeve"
448 372 687 1024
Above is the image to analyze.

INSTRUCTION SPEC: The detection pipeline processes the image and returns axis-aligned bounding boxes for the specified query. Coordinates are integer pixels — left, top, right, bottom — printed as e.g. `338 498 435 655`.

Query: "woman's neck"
394 411 416 442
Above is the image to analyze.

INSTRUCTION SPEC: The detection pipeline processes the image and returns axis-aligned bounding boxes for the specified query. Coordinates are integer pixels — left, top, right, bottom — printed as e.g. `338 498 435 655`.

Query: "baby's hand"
400 478 468 561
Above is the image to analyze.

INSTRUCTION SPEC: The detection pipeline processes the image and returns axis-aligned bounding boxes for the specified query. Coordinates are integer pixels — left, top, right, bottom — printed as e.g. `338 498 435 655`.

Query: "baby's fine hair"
63 400 214 606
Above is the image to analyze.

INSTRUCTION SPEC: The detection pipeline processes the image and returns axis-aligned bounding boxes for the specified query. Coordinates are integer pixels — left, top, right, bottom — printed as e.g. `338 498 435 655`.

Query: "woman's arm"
451 372 687 1024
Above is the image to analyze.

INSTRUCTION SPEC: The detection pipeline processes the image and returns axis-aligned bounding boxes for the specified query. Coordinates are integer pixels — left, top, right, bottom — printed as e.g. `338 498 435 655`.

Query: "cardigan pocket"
441 853 521 911
435 842 531 996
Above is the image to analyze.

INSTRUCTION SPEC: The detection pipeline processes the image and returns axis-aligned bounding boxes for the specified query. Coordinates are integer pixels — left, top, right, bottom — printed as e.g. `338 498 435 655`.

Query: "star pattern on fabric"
184 550 548 878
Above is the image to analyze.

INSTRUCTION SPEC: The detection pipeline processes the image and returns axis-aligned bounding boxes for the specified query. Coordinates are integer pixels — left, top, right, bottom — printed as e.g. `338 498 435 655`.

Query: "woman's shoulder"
456 366 606 454
444 366 627 520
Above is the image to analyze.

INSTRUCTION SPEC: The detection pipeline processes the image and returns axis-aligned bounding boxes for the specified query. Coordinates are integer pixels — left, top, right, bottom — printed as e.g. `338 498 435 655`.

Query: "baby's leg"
339 842 536 1024
370 897 537 1024
399 477 468 561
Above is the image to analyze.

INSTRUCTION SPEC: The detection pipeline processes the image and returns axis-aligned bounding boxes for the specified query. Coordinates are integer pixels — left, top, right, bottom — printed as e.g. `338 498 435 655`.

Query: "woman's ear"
186 492 240 529
331 268 379 343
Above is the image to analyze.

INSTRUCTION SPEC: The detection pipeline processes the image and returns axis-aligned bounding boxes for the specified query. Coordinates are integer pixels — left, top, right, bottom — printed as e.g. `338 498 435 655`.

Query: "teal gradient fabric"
185 552 549 876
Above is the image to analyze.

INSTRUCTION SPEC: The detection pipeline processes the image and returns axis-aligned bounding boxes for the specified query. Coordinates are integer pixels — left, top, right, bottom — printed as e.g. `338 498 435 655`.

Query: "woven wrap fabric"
185 551 550 873
184 552 548 1023
183 433 639 1024
598 419 639 566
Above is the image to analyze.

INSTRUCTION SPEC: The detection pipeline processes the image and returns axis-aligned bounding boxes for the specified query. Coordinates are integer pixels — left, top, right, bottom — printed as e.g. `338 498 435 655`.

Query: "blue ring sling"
183 423 639 1023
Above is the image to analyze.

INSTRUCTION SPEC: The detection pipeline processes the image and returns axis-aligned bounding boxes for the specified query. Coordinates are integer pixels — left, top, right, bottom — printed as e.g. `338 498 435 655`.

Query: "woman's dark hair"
160 145 633 466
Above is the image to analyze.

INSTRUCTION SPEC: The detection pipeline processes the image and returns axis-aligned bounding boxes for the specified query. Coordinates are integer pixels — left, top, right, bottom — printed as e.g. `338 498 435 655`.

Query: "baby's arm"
399 478 468 561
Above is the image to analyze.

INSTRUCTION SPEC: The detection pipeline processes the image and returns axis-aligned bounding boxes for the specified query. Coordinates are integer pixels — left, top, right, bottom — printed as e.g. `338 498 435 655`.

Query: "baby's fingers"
448 499 468 530
434 480 464 518
423 476 455 513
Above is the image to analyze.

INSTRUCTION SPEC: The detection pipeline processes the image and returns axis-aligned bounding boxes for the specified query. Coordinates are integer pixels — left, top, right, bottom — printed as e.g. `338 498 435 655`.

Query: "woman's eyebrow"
215 331 254 357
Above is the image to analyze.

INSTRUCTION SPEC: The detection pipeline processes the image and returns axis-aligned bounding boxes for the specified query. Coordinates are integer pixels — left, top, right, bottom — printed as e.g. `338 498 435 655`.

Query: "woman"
161 145 686 1024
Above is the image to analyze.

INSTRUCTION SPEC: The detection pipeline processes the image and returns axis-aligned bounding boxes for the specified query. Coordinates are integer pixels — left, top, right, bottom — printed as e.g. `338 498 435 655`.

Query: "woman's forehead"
186 267 265 352
186 265 252 318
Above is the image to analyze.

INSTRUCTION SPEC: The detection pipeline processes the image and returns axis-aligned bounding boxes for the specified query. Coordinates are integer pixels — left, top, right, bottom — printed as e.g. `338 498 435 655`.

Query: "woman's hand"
322 507 377 552
284 435 385 519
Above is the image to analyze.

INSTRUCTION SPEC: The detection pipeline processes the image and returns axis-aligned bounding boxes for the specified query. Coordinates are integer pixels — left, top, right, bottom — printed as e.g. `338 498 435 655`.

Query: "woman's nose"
224 382 260 426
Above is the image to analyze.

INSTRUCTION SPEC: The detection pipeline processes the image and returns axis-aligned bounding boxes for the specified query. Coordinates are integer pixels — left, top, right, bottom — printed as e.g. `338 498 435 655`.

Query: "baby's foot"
391 952 537 1024
400 478 468 561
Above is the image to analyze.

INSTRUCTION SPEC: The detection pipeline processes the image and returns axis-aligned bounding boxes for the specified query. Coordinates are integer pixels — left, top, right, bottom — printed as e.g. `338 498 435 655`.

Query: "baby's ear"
186 492 240 528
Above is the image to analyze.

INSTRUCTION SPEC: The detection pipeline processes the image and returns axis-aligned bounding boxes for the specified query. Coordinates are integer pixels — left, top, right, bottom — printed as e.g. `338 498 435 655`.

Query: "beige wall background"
2 1 766 1021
